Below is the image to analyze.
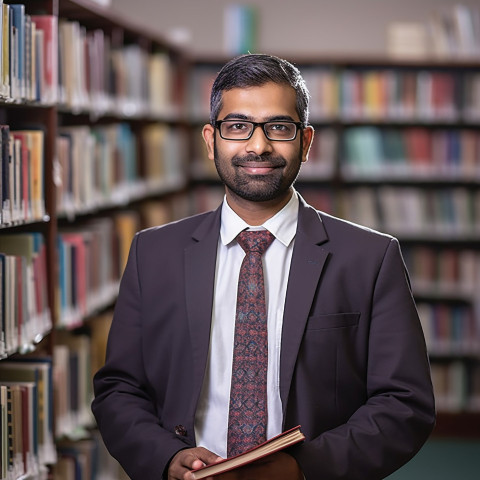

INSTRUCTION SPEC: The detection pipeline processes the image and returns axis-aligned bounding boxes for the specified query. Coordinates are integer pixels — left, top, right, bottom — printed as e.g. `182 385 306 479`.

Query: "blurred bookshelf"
187 54 480 440
0 0 190 478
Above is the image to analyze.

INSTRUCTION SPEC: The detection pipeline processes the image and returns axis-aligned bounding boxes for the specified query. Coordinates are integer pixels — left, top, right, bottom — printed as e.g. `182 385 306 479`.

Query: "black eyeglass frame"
214 119 305 142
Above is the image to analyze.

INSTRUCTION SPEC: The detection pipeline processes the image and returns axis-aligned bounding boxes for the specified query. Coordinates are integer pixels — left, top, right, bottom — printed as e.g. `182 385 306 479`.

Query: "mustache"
232 154 287 167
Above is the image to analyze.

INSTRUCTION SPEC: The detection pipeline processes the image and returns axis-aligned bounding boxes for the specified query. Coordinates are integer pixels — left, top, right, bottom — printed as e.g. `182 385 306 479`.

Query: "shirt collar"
220 190 299 247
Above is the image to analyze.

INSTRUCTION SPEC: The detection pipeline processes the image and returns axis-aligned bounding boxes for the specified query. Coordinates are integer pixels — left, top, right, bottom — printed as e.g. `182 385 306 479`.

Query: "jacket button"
175 425 187 436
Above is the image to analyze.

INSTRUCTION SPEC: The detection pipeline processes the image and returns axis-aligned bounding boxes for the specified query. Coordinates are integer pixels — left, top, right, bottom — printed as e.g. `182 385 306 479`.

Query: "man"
92 54 435 480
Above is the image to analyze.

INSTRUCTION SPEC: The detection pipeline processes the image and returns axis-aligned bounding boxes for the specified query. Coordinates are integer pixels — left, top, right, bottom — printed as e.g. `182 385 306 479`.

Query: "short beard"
213 136 303 203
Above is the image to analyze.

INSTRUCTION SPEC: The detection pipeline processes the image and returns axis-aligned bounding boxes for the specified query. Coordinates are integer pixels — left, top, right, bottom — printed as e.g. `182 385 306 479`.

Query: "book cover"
9 4 25 100
12 129 44 220
1 124 10 225
30 15 57 104
0 252 5 358
1 4 9 98
1 384 8 479
191 425 305 479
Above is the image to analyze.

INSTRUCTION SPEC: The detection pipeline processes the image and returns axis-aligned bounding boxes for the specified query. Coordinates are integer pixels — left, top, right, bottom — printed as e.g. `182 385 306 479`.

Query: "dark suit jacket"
92 194 435 480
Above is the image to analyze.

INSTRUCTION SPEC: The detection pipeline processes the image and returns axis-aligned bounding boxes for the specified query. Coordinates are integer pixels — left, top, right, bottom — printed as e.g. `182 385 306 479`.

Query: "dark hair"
209 53 310 126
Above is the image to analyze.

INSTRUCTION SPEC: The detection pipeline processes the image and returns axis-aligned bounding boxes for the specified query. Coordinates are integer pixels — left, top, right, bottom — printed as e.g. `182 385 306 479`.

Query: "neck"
225 188 293 226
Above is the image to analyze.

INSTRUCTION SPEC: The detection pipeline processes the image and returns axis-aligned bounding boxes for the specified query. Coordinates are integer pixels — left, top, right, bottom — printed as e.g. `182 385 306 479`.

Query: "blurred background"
0 0 479 479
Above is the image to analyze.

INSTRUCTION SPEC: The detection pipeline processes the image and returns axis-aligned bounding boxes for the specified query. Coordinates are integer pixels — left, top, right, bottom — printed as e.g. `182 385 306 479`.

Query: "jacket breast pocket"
305 312 360 330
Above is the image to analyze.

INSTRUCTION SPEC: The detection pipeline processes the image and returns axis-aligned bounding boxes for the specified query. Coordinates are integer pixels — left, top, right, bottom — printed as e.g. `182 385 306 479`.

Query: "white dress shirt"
194 191 299 458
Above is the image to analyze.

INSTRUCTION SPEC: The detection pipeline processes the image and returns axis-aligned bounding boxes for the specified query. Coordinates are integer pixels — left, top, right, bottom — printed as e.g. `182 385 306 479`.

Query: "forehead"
218 83 298 120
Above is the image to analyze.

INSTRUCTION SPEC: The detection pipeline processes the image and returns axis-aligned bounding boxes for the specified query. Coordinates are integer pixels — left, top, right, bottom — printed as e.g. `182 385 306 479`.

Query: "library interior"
0 0 479 478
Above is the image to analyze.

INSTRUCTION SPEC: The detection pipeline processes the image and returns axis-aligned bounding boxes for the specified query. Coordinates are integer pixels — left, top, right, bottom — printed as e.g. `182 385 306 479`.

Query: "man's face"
202 82 314 204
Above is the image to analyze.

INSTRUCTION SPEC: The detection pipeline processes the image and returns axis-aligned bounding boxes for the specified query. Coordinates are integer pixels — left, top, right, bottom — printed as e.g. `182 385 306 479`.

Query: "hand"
168 447 222 480
215 451 303 480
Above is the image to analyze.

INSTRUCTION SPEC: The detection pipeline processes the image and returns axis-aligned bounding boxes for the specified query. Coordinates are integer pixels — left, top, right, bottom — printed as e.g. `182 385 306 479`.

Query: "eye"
226 121 249 131
270 123 289 131
266 122 295 136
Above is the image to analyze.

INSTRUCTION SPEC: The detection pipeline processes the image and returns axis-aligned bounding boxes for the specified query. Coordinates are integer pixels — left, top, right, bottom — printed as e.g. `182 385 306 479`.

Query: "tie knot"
237 230 275 256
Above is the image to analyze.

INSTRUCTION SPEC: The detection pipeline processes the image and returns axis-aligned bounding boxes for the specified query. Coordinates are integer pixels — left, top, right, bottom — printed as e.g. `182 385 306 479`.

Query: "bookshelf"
187 54 480 439
0 0 190 478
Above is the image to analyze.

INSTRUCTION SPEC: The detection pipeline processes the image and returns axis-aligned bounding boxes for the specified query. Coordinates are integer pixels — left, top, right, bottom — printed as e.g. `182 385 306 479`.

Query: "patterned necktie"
227 230 275 458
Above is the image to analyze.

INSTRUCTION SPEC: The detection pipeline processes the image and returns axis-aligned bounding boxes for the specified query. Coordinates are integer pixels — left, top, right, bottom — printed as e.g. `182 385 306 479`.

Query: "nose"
245 125 273 155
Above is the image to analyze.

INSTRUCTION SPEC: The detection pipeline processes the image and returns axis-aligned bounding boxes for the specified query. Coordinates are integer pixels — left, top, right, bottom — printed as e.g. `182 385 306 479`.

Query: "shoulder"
298 197 397 254
320 209 394 242
135 209 218 247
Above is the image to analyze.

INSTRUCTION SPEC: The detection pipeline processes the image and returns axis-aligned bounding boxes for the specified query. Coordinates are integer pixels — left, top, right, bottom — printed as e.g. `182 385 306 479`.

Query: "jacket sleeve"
91 233 190 480
289 238 436 480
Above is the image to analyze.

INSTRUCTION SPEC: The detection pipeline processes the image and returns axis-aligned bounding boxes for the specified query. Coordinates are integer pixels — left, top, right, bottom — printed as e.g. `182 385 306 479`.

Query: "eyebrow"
221 113 297 122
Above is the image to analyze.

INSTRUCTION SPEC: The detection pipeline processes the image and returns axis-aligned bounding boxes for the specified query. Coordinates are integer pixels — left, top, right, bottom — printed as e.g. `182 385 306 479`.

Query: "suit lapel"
280 198 330 417
185 207 222 408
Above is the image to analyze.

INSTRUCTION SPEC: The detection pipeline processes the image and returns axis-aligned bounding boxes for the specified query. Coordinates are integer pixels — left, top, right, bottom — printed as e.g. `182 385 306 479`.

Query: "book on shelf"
11 128 45 222
0 233 50 355
89 312 113 378
53 330 95 439
1 3 10 98
190 425 305 479
30 15 57 104
114 210 140 274
148 51 173 116
0 358 57 469
57 218 122 328
9 4 25 101
1 124 10 225
429 5 480 59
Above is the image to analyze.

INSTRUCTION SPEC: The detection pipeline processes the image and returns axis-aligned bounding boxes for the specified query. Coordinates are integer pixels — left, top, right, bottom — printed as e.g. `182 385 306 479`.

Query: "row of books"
0 310 120 480
0 357 57 480
430 360 480 413
190 67 480 122
0 233 51 359
0 3 56 104
54 310 112 441
304 68 462 122
342 126 480 179
417 302 479 356
297 185 480 237
53 313 128 480
403 246 480 300
58 19 178 118
56 123 187 220
0 198 185 343
54 431 127 480
57 215 132 330
0 3 180 118
0 125 45 227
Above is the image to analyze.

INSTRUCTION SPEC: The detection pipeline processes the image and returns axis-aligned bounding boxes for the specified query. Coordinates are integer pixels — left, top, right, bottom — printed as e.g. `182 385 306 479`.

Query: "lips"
232 155 286 171
240 164 277 175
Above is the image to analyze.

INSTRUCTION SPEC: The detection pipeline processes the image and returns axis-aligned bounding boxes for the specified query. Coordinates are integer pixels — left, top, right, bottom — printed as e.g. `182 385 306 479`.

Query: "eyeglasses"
215 120 303 141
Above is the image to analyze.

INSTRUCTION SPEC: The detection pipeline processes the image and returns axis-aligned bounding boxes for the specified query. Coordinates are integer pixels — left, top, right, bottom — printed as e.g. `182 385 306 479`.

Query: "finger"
192 459 206 470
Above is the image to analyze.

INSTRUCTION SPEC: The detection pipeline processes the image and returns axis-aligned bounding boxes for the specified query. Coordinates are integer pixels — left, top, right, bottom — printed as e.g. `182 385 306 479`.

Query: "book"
190 425 305 479
30 15 57 104
1 3 9 98
9 4 25 100
12 129 45 220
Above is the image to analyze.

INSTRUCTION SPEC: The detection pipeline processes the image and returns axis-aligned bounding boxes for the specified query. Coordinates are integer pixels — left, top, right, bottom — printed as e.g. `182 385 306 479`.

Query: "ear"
202 124 215 161
301 125 315 163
